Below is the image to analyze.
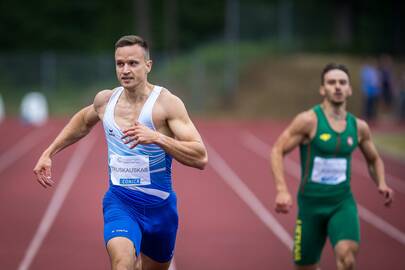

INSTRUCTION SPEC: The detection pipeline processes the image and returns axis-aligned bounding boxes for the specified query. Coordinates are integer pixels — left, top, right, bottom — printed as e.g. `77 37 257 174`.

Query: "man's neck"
321 101 346 121
123 82 154 103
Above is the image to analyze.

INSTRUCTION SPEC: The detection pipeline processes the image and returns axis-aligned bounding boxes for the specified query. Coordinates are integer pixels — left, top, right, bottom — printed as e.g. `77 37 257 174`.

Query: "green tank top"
299 104 358 198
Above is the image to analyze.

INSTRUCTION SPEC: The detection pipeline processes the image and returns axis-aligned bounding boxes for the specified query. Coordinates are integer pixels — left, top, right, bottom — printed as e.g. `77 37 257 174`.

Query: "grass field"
2 41 404 119
374 132 405 160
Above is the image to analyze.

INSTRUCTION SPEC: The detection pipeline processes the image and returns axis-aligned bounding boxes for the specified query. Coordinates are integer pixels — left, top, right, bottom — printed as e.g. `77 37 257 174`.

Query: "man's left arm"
358 119 393 206
122 93 208 170
159 94 207 169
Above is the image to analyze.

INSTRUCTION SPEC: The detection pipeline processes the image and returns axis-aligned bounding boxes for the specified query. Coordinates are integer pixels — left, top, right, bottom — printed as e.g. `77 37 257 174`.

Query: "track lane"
196 121 297 269
0 120 77 269
242 122 405 270
1 119 404 270
26 129 101 270
174 163 293 270
172 120 294 270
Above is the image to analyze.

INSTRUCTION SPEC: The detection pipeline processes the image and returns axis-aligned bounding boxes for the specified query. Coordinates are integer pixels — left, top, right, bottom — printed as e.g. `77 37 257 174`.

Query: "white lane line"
241 132 301 180
357 205 405 245
206 142 293 250
18 134 98 270
169 259 177 270
241 131 405 246
0 127 54 174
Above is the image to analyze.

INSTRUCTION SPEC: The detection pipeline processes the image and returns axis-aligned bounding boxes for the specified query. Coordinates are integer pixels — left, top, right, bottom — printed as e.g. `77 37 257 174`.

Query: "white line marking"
18 134 98 270
241 132 301 179
241 131 405 246
357 205 405 245
206 143 293 250
169 259 177 270
0 127 54 174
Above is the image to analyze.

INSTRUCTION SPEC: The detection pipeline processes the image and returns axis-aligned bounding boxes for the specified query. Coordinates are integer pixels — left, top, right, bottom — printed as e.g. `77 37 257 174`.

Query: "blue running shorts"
103 189 178 263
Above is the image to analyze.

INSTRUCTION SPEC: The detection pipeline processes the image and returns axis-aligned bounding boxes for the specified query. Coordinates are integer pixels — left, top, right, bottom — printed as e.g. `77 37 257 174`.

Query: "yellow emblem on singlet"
320 133 331 141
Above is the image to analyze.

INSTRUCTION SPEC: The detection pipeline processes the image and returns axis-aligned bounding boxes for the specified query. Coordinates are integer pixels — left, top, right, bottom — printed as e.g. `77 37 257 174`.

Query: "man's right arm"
34 90 111 188
45 105 100 155
270 111 315 213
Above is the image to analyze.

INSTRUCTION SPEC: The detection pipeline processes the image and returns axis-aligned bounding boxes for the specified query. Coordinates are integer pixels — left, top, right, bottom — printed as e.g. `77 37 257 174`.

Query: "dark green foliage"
0 0 402 54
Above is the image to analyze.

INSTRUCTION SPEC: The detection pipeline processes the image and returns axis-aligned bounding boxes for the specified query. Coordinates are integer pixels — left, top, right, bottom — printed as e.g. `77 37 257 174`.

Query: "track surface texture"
1 118 404 270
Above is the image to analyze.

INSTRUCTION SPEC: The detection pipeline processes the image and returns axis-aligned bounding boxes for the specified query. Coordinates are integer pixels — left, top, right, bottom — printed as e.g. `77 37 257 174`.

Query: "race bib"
311 157 347 185
109 154 151 186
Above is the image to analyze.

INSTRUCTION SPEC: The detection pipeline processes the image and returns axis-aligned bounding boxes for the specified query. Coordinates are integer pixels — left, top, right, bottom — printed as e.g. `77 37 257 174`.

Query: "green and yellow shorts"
293 194 360 266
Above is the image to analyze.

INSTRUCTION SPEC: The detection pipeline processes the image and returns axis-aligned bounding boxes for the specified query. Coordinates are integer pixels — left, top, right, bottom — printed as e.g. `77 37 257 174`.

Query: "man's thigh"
328 196 360 247
141 193 178 263
103 192 143 256
294 201 328 267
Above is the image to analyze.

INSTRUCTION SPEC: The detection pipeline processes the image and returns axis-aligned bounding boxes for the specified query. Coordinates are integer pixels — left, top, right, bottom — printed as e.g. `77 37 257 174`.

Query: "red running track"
0 118 404 270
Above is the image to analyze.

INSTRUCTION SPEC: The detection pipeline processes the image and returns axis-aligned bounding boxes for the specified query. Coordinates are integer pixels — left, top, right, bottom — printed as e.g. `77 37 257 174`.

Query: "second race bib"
311 157 347 185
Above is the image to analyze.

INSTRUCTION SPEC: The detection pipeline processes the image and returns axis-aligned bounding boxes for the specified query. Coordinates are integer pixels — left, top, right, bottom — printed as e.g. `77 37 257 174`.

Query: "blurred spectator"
378 54 394 108
361 60 380 121
20 92 48 126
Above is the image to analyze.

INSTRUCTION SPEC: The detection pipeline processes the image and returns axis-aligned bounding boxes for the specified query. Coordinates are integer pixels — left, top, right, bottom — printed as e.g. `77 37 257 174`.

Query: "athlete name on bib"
311 157 347 185
110 154 151 186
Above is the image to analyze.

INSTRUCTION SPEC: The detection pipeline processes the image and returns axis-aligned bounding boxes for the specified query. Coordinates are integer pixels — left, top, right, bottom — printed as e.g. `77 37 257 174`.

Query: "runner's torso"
299 104 358 198
102 86 173 205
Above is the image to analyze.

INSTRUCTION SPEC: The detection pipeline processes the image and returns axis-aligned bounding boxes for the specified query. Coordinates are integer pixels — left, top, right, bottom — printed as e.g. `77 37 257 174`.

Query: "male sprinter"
34 35 208 270
270 63 393 270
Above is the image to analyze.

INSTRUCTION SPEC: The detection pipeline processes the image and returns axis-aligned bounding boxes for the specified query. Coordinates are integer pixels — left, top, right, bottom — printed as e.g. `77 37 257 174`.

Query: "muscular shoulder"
356 118 371 142
291 110 317 132
94 90 113 107
93 89 113 111
157 88 187 119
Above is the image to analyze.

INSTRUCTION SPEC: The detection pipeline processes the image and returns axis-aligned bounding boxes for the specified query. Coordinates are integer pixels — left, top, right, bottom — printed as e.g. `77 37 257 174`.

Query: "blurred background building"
0 0 404 119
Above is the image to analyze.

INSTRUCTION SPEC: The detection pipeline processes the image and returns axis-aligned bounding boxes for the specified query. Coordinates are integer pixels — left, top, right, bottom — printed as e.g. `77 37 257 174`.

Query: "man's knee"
107 237 137 270
335 240 358 270
338 252 355 269
111 256 134 270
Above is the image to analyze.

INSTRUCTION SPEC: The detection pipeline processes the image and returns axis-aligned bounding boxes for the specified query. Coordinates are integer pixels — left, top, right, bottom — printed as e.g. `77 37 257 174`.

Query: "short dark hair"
115 35 150 59
321 63 350 85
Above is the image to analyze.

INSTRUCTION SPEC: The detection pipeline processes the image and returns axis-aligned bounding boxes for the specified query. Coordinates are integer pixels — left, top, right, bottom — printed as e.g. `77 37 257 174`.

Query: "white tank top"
102 86 173 204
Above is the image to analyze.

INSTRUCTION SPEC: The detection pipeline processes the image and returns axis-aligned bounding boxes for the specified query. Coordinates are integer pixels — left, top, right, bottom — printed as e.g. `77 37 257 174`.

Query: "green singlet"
293 104 360 266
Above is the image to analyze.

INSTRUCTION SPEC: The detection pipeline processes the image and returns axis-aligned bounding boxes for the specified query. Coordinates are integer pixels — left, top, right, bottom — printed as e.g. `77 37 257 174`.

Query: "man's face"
115 44 152 89
320 69 352 106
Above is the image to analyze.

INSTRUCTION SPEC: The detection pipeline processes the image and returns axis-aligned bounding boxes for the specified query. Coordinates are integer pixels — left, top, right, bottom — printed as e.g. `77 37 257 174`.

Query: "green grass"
373 133 405 160
3 40 405 118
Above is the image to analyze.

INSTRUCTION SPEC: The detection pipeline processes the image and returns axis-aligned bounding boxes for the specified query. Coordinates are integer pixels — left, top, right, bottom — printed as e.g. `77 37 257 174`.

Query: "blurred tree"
333 0 354 48
177 0 225 48
0 0 403 54
224 0 239 106
164 0 179 56
392 0 403 54
135 0 151 44
0 0 133 51
278 0 293 45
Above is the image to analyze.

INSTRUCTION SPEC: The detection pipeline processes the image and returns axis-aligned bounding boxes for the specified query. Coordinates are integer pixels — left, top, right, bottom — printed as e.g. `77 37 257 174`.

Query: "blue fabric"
103 189 178 262
361 66 380 97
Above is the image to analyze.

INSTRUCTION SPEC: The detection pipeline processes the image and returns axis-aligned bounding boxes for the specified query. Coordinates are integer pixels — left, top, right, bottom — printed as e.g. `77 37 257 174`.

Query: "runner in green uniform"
270 63 394 270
